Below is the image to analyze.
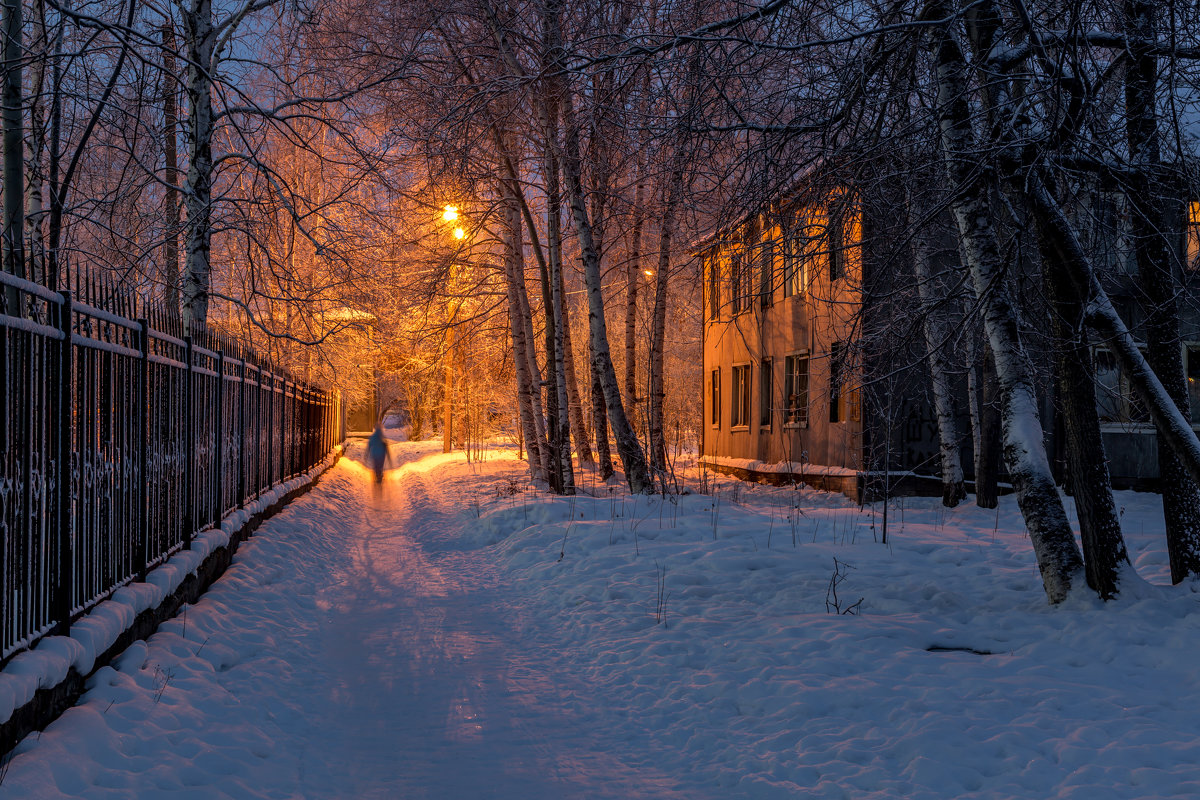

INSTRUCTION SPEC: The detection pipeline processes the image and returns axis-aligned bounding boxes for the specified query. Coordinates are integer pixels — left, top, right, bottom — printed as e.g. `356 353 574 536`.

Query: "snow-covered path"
9 439 1200 798
1 441 695 799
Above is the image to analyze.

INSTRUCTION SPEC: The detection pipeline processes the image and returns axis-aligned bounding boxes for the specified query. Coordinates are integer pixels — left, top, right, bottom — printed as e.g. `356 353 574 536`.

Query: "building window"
706 254 720 320
760 358 773 428
710 368 721 427
731 252 751 314
784 354 808 426
1088 193 1132 274
828 212 845 283
782 231 800 298
1094 348 1150 424
1187 201 1200 271
829 342 844 422
760 238 774 308
828 341 860 424
731 364 751 428
828 195 861 283
1187 344 1200 422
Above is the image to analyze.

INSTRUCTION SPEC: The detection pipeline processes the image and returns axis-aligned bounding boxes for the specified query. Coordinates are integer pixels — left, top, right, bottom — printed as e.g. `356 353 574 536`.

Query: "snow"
701 455 859 477
3 440 1200 798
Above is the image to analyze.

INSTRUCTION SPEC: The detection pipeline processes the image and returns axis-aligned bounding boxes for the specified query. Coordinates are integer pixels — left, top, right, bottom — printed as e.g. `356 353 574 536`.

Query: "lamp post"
442 206 463 454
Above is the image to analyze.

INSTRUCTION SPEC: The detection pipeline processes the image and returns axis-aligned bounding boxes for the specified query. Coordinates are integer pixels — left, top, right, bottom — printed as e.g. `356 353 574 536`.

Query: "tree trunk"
648 167 683 481
553 88 650 490
560 277 594 465
24 0 48 287
590 336 614 480
540 141 567 492
545 140 575 494
162 21 181 315
1124 0 1200 583
974 342 1002 509
1037 222 1129 598
625 161 645 426
910 203 966 507
931 16 1085 603
183 0 215 332
2 0 25 305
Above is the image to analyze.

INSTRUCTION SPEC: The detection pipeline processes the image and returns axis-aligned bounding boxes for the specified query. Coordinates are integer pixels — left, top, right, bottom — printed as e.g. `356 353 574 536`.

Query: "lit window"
731 364 751 428
1186 344 1200 422
828 196 861 282
710 368 721 427
1187 201 1200 271
760 239 774 308
706 253 720 320
784 354 808 426
760 358 773 428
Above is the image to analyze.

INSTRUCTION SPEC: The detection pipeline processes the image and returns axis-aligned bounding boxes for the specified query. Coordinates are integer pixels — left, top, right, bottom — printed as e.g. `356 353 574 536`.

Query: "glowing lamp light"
644 269 654 276
443 206 459 222
453 227 466 240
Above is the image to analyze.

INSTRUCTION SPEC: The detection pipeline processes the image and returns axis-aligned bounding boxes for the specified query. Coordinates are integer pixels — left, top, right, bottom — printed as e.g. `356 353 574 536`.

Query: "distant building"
699 181 1200 500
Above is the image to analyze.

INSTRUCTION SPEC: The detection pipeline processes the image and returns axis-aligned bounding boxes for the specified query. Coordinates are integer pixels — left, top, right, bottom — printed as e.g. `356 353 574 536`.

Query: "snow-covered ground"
3 439 1200 798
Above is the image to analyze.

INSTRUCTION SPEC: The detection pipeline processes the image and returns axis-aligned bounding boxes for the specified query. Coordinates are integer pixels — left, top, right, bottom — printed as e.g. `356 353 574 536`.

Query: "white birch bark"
932 16 1084 603
558 88 651 494
182 0 215 332
540 0 650 493
501 189 545 482
545 144 576 494
910 208 966 506
560 301 594 465
24 0 48 286
2 0 25 296
162 21 181 314
648 166 683 480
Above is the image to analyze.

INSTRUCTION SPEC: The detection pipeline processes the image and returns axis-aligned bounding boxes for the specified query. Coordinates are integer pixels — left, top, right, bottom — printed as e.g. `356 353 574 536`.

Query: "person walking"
367 424 390 484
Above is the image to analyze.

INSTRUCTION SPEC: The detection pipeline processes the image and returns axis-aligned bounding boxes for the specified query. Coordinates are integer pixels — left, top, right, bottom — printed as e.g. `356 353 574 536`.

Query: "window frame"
783 351 809 428
828 341 860 424
828 210 845 283
1093 344 1153 429
731 362 752 429
760 357 773 430
1187 200 1200 272
705 252 720 321
730 251 748 315
710 367 721 428
827 193 861 284
760 237 775 309
1182 341 1200 428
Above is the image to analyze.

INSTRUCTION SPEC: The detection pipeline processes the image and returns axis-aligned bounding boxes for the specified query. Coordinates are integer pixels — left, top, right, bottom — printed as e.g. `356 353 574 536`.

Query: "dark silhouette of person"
367 425 390 484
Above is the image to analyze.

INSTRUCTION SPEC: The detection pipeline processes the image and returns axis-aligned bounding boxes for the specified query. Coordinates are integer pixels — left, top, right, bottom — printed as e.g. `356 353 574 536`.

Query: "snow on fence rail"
0 270 345 662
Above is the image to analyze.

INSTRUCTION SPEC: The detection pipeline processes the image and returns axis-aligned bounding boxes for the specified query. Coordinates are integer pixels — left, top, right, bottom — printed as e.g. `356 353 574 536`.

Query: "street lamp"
443 206 466 240
441 206 467 454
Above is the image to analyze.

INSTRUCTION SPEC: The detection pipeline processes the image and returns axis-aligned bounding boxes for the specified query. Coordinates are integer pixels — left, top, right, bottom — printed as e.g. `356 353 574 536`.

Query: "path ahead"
1 441 694 799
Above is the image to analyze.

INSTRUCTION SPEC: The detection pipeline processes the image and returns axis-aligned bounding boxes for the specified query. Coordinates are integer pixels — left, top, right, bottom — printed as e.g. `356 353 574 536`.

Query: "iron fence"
1 270 345 662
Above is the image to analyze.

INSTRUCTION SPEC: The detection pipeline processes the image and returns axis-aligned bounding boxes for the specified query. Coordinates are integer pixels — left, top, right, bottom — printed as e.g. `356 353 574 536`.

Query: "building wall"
701 199 866 471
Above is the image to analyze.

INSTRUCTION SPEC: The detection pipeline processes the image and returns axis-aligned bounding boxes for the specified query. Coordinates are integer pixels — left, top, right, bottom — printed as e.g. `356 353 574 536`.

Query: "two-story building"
700 182 1200 501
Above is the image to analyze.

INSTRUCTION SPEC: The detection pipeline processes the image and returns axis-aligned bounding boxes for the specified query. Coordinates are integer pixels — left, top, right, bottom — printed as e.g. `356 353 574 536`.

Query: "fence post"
215 350 225 526
266 372 275 490
53 291 73 634
238 358 246 509
183 336 194 551
137 319 149 582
